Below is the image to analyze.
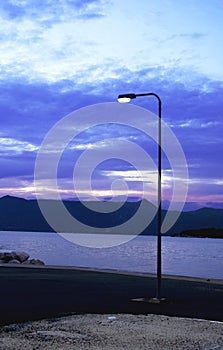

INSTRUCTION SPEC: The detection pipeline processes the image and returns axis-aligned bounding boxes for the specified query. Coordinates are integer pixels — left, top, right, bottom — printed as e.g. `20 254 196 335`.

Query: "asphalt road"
0 266 222 325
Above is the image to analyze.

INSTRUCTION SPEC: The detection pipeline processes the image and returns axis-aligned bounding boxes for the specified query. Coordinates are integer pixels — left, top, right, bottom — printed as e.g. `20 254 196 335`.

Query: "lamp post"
117 92 162 301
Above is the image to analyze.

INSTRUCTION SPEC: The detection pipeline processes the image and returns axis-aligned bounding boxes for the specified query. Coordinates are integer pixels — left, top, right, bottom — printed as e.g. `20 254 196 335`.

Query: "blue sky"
0 0 223 209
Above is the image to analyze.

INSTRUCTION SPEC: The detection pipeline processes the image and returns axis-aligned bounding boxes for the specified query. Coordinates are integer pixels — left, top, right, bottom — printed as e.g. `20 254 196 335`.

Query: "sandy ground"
0 313 222 350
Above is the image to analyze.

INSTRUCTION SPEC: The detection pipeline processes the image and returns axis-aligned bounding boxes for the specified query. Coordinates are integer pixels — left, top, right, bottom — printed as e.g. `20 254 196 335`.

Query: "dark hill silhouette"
175 228 223 238
0 196 223 236
167 207 223 234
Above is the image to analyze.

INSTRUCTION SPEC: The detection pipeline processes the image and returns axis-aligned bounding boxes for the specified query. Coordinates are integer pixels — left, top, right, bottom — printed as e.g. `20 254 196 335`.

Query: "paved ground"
0 265 222 325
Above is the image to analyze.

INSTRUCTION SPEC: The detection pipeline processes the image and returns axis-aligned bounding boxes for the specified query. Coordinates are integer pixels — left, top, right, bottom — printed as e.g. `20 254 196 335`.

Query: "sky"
0 0 223 210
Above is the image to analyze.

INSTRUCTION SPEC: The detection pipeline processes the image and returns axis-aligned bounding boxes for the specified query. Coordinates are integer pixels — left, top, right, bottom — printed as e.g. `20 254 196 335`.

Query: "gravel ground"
0 314 222 350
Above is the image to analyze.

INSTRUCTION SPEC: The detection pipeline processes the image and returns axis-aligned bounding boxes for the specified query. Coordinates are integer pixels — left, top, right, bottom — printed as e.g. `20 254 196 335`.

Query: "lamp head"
117 93 136 103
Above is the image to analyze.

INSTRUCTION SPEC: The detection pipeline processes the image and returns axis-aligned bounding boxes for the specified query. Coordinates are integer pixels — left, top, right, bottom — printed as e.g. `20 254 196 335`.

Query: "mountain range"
0 195 223 236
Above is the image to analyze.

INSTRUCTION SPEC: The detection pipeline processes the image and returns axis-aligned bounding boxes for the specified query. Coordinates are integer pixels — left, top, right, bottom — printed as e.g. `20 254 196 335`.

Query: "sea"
0 231 222 280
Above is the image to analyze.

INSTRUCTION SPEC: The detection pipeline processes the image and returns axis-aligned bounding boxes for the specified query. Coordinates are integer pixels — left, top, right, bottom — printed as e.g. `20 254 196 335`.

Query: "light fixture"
117 93 136 103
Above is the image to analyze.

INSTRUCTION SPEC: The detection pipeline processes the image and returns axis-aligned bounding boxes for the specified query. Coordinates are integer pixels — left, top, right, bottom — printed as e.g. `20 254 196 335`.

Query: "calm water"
0 231 223 279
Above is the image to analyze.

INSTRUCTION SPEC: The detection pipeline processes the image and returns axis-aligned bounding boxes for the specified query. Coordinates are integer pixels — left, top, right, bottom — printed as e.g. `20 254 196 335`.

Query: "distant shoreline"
1 229 223 238
174 228 223 239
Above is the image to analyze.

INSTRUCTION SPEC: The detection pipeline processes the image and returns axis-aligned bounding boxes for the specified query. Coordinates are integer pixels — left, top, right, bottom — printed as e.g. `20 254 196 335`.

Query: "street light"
117 92 163 301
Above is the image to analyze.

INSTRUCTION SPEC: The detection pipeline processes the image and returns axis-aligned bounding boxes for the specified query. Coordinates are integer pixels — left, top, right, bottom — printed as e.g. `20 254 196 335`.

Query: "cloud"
170 120 222 129
0 0 107 22
0 0 111 84
168 32 205 41
1 65 223 168
1 0 222 85
0 137 38 155
102 169 156 183
0 46 223 203
0 0 223 205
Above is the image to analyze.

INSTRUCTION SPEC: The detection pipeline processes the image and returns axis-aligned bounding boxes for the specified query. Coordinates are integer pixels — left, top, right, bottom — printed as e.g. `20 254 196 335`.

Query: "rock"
0 250 44 265
25 259 45 266
0 251 17 262
0 251 29 263
14 251 29 263
8 259 20 264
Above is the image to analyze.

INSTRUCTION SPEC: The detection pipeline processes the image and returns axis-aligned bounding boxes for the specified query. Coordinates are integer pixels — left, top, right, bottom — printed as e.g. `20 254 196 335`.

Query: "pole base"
131 297 167 304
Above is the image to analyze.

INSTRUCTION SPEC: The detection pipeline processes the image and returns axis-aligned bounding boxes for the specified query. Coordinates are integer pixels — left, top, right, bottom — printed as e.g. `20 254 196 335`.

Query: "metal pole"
157 96 162 300
136 93 162 299
117 92 162 300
